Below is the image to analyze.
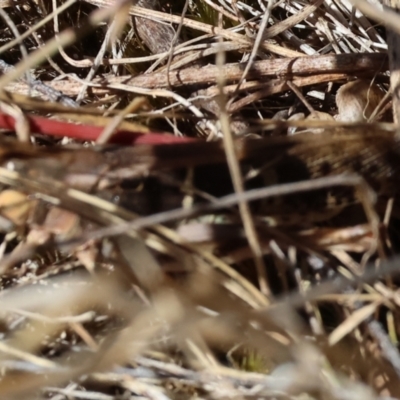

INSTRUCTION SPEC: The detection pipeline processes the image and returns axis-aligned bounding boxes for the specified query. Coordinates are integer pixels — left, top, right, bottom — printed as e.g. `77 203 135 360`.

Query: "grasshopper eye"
5 161 15 171
4 160 25 172
112 195 120 204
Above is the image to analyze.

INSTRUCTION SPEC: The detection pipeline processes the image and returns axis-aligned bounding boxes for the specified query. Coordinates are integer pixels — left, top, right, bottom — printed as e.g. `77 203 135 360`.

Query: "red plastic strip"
0 112 197 145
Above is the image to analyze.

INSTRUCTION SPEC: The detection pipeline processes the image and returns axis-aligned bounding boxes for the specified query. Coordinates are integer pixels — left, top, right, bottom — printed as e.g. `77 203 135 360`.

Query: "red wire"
0 112 197 145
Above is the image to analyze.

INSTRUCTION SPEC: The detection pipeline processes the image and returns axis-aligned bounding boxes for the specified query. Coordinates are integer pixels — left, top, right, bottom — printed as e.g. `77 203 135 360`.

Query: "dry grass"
0 1 398 399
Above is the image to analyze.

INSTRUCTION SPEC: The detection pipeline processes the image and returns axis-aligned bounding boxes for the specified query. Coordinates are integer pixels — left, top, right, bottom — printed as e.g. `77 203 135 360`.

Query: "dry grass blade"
215 46 271 297
328 301 382 345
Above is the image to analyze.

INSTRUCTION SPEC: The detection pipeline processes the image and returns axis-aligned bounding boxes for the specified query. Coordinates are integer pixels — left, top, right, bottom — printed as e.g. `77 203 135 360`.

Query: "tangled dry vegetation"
1 0 400 399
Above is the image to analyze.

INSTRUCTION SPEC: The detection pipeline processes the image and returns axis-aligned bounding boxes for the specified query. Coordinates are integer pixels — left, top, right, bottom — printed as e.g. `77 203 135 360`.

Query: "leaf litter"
0 0 398 399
